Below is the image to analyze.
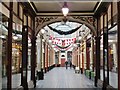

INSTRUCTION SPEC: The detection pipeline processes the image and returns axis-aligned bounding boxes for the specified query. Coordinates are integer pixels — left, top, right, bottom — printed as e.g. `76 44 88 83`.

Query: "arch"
35 16 97 36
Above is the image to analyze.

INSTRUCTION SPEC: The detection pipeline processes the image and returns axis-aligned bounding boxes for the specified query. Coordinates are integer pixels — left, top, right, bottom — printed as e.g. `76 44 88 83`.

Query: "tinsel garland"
55 44 71 49
48 25 82 35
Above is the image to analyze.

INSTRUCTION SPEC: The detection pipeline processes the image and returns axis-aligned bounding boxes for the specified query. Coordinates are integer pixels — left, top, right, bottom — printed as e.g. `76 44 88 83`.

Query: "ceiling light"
49 40 52 43
73 44 77 47
28 43 32 47
62 2 69 16
42 39 45 42
13 35 18 40
16 34 22 38
78 36 82 40
41 29 45 34
0 35 6 39
28 39 31 43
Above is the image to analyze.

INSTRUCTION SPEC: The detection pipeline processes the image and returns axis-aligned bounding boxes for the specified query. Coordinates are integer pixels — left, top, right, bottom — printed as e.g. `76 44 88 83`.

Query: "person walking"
65 61 68 69
70 61 72 69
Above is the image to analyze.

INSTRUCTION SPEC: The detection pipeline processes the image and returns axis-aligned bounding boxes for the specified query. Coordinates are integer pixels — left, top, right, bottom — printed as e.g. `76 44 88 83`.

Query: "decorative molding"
35 16 58 32
35 16 97 36
47 25 82 35
72 16 94 26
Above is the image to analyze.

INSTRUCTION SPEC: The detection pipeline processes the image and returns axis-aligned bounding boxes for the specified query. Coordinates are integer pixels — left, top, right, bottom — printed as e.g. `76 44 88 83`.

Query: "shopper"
70 61 72 69
65 61 68 69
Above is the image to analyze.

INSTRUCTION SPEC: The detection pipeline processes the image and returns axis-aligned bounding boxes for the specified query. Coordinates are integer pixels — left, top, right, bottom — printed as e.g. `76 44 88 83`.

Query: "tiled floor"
100 70 118 88
2 67 118 89
2 70 31 88
36 67 96 88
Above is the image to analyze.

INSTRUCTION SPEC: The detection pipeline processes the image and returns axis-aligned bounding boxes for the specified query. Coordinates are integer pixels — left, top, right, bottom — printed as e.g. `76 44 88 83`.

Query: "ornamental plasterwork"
35 16 96 36
35 16 58 32
72 16 95 27
35 16 95 31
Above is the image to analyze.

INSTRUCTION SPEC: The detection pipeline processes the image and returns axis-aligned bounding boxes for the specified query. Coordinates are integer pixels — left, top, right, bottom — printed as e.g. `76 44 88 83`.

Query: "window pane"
1 14 8 89
108 25 118 88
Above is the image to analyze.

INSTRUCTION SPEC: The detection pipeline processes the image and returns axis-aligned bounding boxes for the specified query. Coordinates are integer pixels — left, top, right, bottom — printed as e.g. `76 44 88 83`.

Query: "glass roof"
50 21 81 31
47 21 82 38
41 21 91 40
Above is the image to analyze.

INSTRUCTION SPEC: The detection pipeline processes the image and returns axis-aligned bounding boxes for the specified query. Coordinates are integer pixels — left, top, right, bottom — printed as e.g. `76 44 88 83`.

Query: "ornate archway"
35 16 97 36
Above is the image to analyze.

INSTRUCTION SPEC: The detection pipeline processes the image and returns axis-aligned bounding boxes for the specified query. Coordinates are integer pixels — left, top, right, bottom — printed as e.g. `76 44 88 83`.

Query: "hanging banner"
49 36 76 46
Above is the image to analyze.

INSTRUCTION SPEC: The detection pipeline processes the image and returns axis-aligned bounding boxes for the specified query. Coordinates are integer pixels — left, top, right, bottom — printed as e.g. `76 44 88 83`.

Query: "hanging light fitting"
62 2 69 16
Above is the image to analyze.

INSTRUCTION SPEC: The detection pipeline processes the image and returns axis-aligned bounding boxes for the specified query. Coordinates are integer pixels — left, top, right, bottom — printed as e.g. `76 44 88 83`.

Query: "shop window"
1 14 8 89
108 25 118 88
100 35 103 80
12 43 22 73
12 15 22 88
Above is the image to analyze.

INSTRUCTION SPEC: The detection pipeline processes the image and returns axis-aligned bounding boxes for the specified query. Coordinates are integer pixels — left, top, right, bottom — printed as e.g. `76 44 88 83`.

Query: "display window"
100 35 103 81
1 14 8 89
108 25 118 88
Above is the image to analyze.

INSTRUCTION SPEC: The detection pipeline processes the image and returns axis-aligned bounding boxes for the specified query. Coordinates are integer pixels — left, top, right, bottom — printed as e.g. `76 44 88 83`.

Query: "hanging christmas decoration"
48 25 82 35
56 44 71 49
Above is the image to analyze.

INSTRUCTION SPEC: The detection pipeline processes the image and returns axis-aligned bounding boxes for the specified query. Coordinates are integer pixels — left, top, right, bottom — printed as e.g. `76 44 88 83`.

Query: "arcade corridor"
0 1 120 90
36 67 95 88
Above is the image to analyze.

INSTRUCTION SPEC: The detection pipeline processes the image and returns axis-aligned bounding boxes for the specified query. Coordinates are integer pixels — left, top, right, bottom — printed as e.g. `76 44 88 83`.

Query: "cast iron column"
7 2 13 90
40 35 43 73
103 12 109 89
21 26 28 89
82 52 84 74
46 44 48 71
86 46 90 70
78 47 80 69
43 42 45 72
91 36 94 71
31 30 36 87
95 17 100 87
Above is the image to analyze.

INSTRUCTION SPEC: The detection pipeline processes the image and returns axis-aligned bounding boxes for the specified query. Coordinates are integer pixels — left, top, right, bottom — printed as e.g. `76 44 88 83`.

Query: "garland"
55 44 72 52
48 25 82 35
55 44 71 49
